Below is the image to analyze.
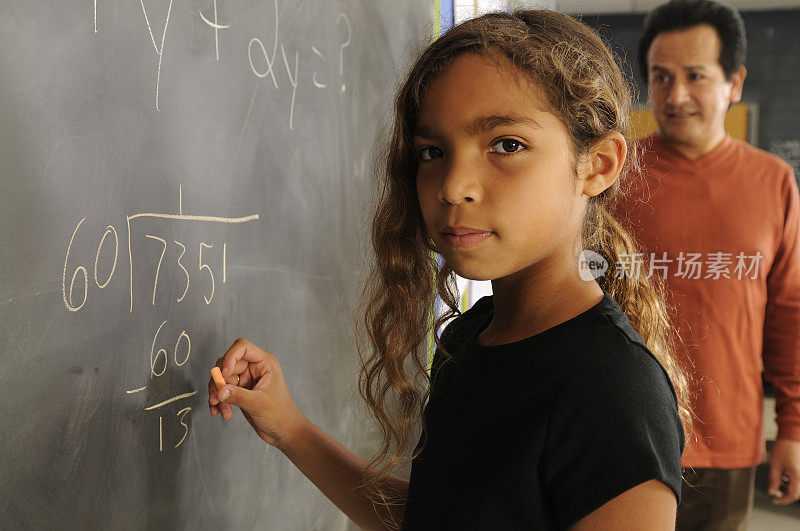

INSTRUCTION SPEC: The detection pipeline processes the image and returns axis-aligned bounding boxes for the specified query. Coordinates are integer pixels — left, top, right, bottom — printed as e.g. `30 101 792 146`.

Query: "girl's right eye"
418 146 443 161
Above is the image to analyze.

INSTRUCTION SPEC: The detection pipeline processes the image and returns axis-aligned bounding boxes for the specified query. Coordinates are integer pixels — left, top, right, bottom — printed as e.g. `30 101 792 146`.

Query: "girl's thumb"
218 385 252 410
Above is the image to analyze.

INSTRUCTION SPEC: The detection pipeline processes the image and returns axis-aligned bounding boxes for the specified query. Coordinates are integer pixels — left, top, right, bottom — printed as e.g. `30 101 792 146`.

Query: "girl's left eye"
490 139 526 154
418 146 444 161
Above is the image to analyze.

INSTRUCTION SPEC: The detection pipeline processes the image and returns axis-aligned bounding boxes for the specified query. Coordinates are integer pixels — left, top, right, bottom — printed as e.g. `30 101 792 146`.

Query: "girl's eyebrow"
413 114 542 139
464 114 542 135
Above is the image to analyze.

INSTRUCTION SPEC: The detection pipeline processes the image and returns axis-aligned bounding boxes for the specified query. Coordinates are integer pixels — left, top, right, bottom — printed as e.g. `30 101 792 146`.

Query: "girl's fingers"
220 339 253 370
208 378 220 405
221 339 271 376
230 359 250 377
210 339 273 421
238 370 254 389
208 377 220 415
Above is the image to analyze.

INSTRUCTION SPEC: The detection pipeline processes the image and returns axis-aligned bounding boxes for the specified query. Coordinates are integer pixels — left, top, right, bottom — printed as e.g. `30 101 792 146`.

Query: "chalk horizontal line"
127 213 259 223
144 391 197 410
126 386 147 394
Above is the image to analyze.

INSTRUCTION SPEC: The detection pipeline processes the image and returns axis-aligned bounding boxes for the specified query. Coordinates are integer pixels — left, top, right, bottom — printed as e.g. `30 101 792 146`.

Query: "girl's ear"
581 132 627 197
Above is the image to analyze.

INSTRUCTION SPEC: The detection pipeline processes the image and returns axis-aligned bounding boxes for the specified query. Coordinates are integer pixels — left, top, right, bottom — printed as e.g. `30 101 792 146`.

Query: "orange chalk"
210 366 226 391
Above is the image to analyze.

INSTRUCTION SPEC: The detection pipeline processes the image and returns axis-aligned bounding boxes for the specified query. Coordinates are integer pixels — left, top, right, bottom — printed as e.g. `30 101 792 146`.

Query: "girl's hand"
208 338 306 449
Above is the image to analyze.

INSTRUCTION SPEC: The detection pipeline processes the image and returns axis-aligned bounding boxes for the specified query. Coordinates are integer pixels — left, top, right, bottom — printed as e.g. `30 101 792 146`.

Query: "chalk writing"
280 45 298 130
199 0 230 62
150 320 169 378
199 242 215 304
175 407 192 448
62 187 259 451
61 187 257 313
139 0 174 111
336 13 351 93
94 225 118 289
126 318 199 450
89 1 355 127
126 213 255 312
145 235 167 306
70 1 362 456
174 240 189 302
62 216 89 312
311 46 327 89
145 391 198 411
247 0 280 89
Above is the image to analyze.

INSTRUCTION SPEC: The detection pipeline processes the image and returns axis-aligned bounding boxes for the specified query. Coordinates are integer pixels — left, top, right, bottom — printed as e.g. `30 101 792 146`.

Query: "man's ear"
730 65 747 103
581 132 627 197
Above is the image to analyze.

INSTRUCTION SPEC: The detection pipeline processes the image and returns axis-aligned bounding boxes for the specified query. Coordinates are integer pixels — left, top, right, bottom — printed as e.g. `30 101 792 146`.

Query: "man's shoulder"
634 133 792 175
730 137 794 175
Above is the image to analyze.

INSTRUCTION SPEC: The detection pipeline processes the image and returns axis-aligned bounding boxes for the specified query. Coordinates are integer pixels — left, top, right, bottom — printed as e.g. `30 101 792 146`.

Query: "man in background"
615 0 800 528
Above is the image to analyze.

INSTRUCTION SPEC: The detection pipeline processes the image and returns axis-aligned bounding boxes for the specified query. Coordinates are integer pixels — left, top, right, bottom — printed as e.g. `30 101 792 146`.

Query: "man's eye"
653 75 668 84
491 139 525 154
419 147 443 161
689 73 703 80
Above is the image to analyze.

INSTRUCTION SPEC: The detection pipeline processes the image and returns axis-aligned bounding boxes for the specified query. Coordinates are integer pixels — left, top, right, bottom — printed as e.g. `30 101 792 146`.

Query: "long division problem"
126 320 197 452
62 189 258 314
62 187 259 451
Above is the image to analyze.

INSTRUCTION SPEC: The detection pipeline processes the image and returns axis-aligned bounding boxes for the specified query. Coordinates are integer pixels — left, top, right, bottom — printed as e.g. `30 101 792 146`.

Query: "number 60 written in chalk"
150 320 191 378
62 217 119 312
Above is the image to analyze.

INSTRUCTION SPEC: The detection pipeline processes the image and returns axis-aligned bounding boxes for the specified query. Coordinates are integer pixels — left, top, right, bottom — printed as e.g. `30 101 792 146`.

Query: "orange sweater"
615 134 800 468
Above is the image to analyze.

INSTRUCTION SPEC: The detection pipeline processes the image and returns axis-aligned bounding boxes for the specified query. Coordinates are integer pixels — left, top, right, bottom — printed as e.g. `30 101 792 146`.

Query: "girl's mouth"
441 227 494 249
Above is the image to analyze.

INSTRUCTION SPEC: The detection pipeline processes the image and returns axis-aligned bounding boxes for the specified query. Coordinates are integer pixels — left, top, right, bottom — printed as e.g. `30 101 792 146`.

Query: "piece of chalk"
210 366 226 391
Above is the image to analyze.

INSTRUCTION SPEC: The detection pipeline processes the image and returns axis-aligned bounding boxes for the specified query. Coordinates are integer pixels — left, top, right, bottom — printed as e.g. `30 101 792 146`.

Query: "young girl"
209 10 690 530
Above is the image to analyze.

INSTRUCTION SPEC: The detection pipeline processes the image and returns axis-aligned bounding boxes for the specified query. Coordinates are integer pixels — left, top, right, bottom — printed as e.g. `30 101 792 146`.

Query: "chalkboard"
0 1 432 528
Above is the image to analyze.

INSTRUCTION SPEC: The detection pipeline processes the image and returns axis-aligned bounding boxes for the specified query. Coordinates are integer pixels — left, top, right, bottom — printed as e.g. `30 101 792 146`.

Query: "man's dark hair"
638 0 746 82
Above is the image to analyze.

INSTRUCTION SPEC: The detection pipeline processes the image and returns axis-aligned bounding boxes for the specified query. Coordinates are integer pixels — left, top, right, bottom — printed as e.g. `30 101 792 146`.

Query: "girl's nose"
438 157 481 205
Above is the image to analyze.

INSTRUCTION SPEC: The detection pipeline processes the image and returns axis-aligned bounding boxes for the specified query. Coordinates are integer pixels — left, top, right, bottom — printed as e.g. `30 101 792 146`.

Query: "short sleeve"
543 339 685 528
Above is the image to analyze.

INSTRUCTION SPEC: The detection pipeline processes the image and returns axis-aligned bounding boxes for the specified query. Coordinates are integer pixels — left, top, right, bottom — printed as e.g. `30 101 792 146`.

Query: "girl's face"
414 53 587 282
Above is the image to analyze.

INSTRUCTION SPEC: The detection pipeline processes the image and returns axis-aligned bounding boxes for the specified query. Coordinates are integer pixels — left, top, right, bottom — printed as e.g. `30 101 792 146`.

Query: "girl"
209 10 690 530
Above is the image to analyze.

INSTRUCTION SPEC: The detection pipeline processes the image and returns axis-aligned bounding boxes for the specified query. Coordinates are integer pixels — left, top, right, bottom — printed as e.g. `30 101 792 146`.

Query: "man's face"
647 24 745 154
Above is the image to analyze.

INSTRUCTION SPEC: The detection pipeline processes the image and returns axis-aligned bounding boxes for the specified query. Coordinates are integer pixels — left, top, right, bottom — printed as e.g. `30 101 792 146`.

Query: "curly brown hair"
356 9 692 526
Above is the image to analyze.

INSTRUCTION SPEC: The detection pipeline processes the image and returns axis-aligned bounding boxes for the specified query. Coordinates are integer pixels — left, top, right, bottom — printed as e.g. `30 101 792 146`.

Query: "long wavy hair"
356 9 692 526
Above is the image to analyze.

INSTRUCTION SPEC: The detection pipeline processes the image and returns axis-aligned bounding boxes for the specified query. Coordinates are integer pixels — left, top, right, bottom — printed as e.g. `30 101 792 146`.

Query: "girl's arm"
209 338 408 530
280 418 409 530
569 479 677 530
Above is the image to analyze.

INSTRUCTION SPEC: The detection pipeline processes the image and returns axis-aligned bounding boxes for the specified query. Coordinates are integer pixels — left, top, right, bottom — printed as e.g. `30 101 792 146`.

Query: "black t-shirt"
401 293 685 530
